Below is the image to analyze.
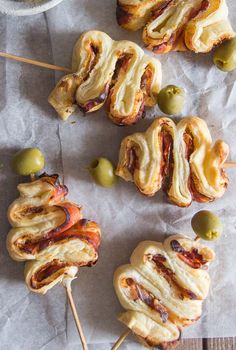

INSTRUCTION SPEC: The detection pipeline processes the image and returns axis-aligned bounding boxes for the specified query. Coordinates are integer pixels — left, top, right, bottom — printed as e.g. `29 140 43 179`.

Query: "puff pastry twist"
117 0 235 53
114 235 215 349
7 174 101 294
48 30 162 125
116 116 229 207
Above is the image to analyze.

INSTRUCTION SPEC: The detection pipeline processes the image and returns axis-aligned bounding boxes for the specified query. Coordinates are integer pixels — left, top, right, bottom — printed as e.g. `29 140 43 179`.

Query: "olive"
157 85 186 115
89 157 117 188
11 148 45 176
213 38 236 72
191 210 222 241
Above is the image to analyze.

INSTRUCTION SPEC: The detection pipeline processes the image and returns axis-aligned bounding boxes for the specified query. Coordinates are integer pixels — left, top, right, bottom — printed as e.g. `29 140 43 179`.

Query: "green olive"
157 85 186 115
11 148 45 176
191 210 222 241
213 38 236 72
89 157 117 188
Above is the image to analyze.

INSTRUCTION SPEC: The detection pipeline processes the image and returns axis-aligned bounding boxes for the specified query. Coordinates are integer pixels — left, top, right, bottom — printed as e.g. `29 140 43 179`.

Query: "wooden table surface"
178 338 236 350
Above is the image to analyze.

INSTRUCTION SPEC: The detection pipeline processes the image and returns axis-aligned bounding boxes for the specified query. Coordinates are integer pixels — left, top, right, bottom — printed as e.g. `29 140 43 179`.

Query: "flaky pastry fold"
48 30 162 125
7 174 101 294
116 116 229 207
114 235 215 349
117 0 235 53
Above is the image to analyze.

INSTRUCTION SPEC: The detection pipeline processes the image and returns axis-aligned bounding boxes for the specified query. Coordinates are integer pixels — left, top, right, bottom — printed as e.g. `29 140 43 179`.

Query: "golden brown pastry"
116 116 229 207
7 174 101 294
48 30 162 125
117 0 235 53
114 235 215 349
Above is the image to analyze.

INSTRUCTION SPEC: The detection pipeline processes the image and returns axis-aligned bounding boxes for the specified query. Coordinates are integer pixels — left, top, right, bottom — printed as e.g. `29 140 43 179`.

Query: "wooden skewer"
57 172 88 350
28 173 88 350
112 329 130 350
0 51 72 73
1 52 236 172
223 162 236 168
30 173 36 182
64 278 88 350
1 52 236 171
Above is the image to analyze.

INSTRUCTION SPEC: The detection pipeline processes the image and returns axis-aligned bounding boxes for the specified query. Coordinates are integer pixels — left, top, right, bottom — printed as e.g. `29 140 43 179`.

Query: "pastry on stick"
7 173 101 294
116 116 229 207
48 30 162 125
8 148 102 350
113 234 215 349
117 0 235 53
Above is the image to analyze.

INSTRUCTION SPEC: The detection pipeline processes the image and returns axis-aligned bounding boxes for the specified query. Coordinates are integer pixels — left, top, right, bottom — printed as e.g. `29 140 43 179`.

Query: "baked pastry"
48 30 162 125
116 116 229 207
117 0 235 53
114 235 215 349
7 174 101 294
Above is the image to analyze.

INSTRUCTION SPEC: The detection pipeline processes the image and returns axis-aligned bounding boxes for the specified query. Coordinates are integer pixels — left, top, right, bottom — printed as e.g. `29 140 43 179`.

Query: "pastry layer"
48 30 162 124
117 0 235 53
7 174 101 294
114 235 215 348
116 116 229 207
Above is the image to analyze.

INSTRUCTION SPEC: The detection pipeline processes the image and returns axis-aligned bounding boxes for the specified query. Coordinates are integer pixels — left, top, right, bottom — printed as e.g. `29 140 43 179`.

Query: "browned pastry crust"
7 174 101 294
117 0 235 53
48 31 162 125
116 116 229 207
117 0 161 31
114 235 215 349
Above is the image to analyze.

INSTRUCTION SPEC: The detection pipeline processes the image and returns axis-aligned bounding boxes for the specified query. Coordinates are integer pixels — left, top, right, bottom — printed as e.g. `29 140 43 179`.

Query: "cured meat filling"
16 220 100 255
128 147 139 175
150 0 210 53
171 240 208 269
108 53 147 123
78 43 109 112
184 130 212 203
150 253 199 300
31 250 98 290
127 124 224 203
188 0 210 21
112 54 133 85
127 127 173 185
32 260 67 287
122 277 169 322
161 130 174 192
140 66 154 100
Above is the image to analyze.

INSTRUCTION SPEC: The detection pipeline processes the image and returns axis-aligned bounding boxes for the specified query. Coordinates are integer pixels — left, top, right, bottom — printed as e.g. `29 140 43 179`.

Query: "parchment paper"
0 1 236 349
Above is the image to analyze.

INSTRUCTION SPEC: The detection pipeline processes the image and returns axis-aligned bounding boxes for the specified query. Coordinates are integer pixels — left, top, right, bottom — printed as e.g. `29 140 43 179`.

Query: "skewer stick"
2 54 236 171
57 170 88 350
0 51 72 73
112 329 130 350
223 162 236 168
30 173 36 182
1 53 236 168
64 278 88 350
28 172 88 350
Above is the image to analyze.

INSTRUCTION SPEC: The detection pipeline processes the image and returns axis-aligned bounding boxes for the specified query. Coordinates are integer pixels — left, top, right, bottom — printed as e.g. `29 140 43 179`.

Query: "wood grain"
206 338 236 350
177 339 203 350
176 338 236 350
0 51 72 73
